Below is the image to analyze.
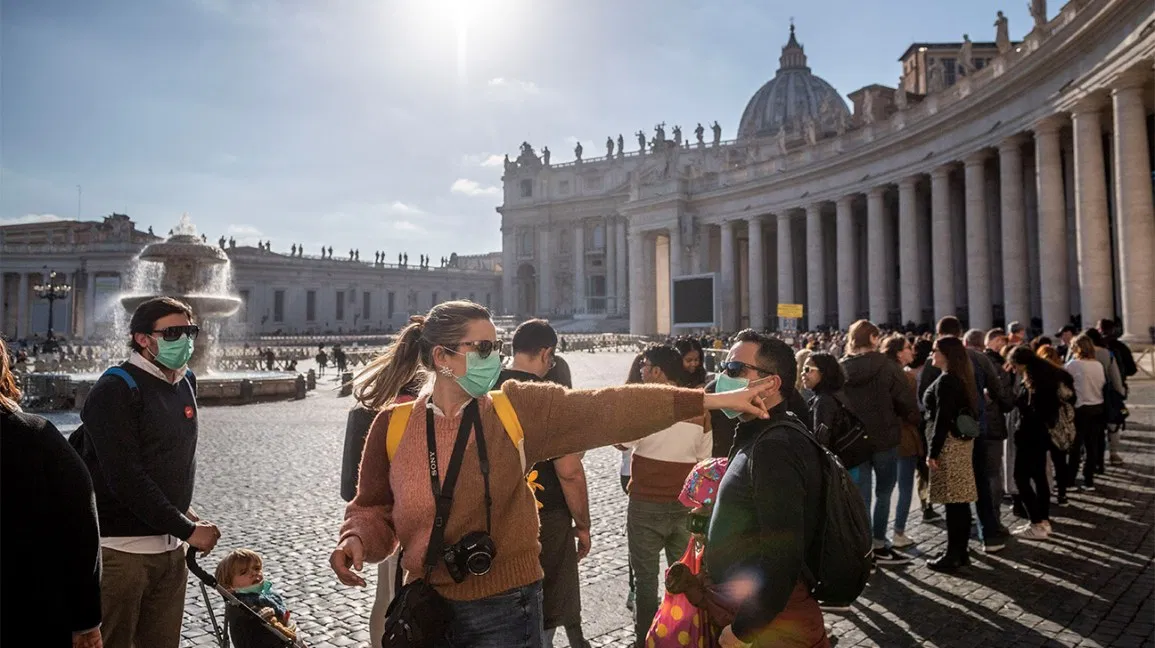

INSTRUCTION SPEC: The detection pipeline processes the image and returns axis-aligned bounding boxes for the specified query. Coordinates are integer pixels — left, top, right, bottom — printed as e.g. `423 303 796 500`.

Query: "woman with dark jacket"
1 338 103 648
881 334 924 548
922 337 979 572
800 352 845 450
1008 345 1075 540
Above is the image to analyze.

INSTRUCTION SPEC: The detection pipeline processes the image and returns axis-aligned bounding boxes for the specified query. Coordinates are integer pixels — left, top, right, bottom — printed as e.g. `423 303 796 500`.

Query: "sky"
0 0 1040 259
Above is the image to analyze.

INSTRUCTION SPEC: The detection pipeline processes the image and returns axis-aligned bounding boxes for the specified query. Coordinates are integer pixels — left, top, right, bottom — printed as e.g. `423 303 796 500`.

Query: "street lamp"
33 269 72 350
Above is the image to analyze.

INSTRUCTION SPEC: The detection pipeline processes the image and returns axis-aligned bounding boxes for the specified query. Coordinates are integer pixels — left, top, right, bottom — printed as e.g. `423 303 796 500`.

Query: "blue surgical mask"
714 374 749 419
451 350 502 398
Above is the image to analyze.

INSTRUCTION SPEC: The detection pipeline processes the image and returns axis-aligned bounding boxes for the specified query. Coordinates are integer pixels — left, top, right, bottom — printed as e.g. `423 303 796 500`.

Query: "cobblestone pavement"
50 352 1154 647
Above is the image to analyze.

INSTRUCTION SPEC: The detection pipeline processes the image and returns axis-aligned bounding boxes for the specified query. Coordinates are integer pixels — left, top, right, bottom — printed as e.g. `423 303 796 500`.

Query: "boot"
927 551 966 572
922 504 941 521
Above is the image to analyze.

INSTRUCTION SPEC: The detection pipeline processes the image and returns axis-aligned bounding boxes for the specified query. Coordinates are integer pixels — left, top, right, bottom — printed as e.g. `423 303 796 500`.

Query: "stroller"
186 547 309 648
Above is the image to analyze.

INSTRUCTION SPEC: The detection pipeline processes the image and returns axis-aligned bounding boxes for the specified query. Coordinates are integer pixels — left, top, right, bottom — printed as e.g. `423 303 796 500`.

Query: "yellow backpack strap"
489 391 526 474
386 402 416 462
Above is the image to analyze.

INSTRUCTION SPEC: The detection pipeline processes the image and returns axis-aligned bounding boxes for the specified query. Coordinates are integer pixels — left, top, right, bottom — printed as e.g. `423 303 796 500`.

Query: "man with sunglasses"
77 297 220 648
707 330 829 648
494 319 593 648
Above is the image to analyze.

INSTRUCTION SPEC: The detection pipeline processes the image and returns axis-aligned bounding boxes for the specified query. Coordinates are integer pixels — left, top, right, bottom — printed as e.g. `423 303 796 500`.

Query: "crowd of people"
0 293 1142 648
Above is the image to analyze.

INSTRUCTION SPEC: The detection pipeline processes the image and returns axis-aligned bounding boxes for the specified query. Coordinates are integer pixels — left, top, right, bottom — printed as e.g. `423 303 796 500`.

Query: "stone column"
573 224 586 314
698 223 711 273
628 229 646 334
866 188 889 324
615 220 628 317
1071 98 1112 326
964 151 993 329
898 177 922 325
605 218 617 315
85 270 97 339
17 272 29 339
1034 116 1070 333
836 196 857 328
805 204 826 329
930 166 956 321
748 216 766 330
502 230 515 315
777 212 794 305
1111 76 1155 343
999 135 1030 327
641 233 658 333
669 223 682 279
720 220 736 330
537 227 552 315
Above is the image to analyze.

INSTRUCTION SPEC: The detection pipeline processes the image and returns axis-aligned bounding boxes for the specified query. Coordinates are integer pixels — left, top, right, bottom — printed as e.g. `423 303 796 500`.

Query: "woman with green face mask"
332 300 774 648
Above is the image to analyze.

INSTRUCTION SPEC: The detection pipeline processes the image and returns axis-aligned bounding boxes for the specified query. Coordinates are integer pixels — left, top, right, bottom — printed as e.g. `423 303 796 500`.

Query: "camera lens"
466 551 492 576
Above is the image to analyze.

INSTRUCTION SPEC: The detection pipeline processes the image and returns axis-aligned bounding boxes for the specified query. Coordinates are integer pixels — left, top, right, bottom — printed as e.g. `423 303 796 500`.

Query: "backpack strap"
103 366 139 392
385 402 415 462
489 391 527 474
383 394 527 473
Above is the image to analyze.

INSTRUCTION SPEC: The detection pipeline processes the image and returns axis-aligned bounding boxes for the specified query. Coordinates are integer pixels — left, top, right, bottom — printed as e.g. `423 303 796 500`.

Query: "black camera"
443 531 497 583
686 511 710 536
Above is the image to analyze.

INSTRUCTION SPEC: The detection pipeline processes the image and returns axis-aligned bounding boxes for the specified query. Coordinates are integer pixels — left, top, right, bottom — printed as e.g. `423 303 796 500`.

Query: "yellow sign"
777 303 804 319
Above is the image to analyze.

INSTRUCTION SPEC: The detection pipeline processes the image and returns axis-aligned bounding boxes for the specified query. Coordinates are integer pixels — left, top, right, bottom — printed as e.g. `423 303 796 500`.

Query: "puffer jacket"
840 351 919 452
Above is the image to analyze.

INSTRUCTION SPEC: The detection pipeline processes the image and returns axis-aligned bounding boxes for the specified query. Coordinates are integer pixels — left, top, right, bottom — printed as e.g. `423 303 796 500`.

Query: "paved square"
53 351 1153 647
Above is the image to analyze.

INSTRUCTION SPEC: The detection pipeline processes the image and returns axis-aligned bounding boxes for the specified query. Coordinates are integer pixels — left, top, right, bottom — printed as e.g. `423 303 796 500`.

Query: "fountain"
20 215 307 410
118 214 241 373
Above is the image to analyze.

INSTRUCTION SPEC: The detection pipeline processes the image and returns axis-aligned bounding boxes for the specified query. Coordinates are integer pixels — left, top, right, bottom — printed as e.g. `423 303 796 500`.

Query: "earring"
438 365 455 378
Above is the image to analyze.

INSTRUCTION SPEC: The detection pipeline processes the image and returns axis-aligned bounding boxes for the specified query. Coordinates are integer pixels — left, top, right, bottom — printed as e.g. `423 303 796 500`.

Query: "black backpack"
829 392 873 470
765 417 874 607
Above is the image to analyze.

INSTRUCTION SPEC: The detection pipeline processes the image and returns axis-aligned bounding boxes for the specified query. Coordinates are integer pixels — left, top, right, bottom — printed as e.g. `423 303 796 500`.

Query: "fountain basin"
119 293 242 318
57 370 304 410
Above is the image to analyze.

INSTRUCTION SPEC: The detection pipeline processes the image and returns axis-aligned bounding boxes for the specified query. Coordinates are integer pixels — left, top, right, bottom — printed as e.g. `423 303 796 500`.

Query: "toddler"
214 549 298 648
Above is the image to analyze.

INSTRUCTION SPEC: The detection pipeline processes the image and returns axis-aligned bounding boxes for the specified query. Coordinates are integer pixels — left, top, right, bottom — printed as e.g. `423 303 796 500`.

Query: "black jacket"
983 349 1016 440
922 373 969 458
704 404 822 642
77 362 199 539
806 390 844 449
840 352 917 452
1 410 102 645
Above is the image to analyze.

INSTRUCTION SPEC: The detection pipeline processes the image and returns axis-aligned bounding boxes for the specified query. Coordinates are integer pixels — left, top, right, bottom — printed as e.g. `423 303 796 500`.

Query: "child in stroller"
214 549 299 647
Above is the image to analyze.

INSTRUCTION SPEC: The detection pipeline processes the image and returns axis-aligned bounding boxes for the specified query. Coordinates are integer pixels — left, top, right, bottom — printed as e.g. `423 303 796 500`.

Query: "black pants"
1048 443 1068 497
1015 441 1051 523
1071 404 1105 486
945 503 972 559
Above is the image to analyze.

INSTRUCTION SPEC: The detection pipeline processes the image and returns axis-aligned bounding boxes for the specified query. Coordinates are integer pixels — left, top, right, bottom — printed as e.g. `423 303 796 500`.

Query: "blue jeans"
438 581 545 648
894 455 918 534
852 447 899 547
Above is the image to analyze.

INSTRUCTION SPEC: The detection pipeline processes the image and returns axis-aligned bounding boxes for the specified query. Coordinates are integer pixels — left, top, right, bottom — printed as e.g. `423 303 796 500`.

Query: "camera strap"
422 399 489 580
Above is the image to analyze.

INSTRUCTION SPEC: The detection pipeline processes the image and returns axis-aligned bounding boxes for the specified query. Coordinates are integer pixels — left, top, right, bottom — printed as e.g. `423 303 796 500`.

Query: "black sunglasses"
153 325 200 341
448 340 502 358
720 360 775 378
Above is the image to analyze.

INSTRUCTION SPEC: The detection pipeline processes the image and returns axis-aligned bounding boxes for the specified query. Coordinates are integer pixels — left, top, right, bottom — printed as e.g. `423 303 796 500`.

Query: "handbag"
381 402 483 647
954 410 981 439
646 537 717 648
1048 384 1077 451
830 392 872 469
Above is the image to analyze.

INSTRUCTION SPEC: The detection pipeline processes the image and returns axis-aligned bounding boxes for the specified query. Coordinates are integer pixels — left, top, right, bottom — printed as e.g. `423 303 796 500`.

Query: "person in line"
1 338 103 648
1055 324 1078 361
880 334 922 549
494 320 592 648
982 329 1022 518
675 337 709 388
800 351 846 450
1082 327 1127 472
1008 345 1074 539
625 345 713 646
75 297 221 648
922 337 979 572
343 365 423 647
909 338 939 522
330 301 772 648
707 329 829 647
840 319 919 565
1096 319 1136 466
919 317 1012 553
1064 335 1107 492
1007 321 1027 347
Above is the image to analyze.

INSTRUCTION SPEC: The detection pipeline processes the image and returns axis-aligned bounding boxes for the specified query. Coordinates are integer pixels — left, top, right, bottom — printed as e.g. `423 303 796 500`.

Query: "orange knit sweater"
340 380 705 601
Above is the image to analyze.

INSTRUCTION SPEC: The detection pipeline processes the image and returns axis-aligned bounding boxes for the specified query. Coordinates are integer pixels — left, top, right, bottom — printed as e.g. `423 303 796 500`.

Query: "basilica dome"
737 25 852 140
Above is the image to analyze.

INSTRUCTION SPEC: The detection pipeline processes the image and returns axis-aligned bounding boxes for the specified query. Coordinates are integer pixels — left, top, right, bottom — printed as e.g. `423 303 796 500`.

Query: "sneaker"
1083 483 1096 492
1041 520 1053 534
1110 455 1125 466
1013 523 1050 540
922 506 942 522
625 590 635 612
983 536 1007 553
872 547 912 565
891 532 915 548
1056 495 1069 506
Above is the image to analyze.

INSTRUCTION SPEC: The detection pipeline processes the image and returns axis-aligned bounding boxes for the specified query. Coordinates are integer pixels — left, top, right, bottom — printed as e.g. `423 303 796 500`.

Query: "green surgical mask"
714 374 749 419
450 350 502 398
234 580 271 595
152 335 194 370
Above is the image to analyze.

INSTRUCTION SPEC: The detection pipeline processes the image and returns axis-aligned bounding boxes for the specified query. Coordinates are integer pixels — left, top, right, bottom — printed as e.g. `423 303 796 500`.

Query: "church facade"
498 0 1155 343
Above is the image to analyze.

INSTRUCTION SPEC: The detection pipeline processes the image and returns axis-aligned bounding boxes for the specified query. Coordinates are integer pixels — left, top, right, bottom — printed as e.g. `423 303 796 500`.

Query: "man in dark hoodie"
840 319 919 565
708 330 809 457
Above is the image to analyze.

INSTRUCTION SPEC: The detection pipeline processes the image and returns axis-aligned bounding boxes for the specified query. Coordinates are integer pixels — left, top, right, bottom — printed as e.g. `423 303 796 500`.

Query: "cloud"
393 220 424 233
228 224 262 237
486 77 541 102
479 154 504 168
450 179 500 197
384 201 424 215
0 213 65 226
